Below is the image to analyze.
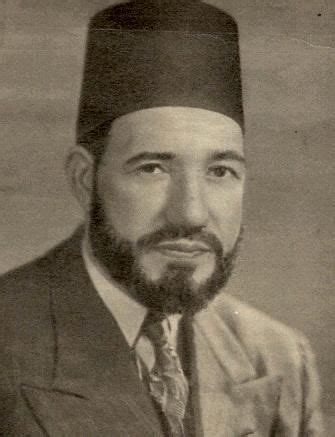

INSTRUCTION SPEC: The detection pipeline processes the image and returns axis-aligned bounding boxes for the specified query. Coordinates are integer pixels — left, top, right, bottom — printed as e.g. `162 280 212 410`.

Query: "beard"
88 186 241 315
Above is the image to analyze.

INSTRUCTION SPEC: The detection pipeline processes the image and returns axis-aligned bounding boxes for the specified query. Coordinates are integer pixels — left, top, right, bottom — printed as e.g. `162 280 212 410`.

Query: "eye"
208 165 237 179
137 163 164 175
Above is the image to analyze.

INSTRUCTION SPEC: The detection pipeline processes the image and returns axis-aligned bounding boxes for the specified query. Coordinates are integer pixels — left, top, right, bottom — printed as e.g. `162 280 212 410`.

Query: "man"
0 0 324 435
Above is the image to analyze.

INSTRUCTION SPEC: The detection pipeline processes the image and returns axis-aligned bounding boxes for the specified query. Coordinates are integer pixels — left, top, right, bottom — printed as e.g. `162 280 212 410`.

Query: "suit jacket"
0 229 324 436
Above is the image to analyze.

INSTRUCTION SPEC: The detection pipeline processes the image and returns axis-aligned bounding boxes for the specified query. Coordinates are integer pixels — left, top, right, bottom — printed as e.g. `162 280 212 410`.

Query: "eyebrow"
125 152 176 166
124 150 245 166
209 150 245 164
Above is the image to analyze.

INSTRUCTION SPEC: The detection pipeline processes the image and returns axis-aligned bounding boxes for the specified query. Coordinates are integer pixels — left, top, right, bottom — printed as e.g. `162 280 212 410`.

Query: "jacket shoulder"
0 227 83 297
0 229 84 388
0 228 83 343
213 293 311 371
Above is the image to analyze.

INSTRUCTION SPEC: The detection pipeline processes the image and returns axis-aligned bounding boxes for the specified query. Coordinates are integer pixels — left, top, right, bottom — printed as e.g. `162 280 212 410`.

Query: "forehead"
105 106 244 158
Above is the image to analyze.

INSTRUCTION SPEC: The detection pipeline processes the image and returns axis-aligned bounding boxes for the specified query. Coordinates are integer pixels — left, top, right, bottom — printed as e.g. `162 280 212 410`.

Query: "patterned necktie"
142 312 189 437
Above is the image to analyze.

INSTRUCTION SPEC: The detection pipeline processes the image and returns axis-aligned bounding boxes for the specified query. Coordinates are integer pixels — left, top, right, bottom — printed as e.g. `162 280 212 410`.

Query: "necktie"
142 312 189 437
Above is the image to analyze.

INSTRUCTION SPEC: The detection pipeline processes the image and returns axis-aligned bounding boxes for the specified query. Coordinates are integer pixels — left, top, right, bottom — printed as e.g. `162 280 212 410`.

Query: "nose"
164 172 209 228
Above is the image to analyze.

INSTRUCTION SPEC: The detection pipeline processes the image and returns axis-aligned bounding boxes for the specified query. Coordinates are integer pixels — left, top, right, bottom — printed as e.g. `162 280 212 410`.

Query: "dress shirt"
82 236 181 375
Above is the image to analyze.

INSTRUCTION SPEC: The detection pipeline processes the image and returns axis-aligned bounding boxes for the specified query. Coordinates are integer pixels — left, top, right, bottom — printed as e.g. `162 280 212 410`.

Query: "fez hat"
77 0 244 147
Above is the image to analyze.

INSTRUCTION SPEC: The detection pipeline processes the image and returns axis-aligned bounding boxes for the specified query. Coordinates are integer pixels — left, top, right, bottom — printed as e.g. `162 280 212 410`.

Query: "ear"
66 146 95 215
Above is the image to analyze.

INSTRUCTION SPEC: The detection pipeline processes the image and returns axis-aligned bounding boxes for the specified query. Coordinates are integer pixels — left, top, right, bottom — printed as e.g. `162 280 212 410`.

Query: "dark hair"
77 119 113 166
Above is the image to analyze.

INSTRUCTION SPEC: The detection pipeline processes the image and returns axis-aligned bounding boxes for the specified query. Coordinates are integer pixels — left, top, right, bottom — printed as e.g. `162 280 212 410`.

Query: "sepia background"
1 0 334 430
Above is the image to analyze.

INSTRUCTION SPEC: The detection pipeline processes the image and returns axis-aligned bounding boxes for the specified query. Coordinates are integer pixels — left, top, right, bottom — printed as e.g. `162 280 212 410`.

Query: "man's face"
89 106 245 314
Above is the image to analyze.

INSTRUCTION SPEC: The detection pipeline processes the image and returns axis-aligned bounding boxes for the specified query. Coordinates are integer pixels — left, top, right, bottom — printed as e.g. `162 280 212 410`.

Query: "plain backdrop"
1 0 334 430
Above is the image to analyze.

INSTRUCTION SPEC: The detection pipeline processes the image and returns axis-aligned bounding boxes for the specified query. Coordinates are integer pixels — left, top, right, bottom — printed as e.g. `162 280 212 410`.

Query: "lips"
155 239 211 258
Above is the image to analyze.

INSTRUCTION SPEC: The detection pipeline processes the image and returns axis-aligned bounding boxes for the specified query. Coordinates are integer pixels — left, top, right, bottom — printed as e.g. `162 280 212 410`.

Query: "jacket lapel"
22 230 163 436
20 382 161 437
193 301 282 436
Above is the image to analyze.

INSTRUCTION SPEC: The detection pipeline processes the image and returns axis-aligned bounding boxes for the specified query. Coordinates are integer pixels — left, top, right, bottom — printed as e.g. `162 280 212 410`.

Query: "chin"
140 252 216 284
131 260 227 315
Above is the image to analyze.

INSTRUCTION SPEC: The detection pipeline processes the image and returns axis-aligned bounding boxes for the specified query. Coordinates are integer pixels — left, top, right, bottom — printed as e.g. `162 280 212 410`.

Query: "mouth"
154 240 211 259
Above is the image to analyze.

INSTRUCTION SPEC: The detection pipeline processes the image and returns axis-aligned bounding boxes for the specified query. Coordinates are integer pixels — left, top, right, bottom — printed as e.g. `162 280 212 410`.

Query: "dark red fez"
77 0 244 146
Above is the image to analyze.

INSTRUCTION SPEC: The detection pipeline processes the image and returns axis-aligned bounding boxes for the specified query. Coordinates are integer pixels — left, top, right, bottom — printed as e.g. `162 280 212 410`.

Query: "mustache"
135 225 223 255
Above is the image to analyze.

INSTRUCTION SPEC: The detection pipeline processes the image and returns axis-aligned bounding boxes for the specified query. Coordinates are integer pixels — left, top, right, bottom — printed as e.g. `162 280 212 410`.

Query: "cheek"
208 187 244 251
98 176 168 240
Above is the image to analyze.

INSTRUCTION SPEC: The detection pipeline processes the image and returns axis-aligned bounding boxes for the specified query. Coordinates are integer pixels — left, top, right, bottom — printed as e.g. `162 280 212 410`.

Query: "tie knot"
142 311 168 348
